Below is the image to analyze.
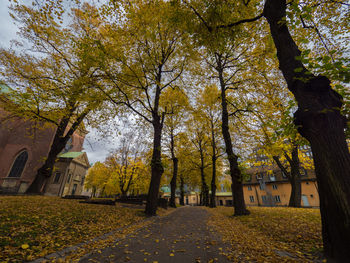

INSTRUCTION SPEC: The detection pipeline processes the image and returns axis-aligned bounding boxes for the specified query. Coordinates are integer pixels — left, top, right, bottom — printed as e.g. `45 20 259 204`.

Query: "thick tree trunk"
210 155 217 208
217 58 249 215
26 123 71 194
199 148 209 206
287 147 302 207
179 175 185 206
169 128 178 208
145 117 164 216
209 121 217 208
273 147 302 208
200 167 209 206
264 1 350 261
169 157 178 208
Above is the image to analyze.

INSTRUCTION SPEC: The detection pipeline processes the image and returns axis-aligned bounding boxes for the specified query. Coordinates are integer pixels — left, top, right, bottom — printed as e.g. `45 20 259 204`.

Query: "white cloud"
0 0 19 48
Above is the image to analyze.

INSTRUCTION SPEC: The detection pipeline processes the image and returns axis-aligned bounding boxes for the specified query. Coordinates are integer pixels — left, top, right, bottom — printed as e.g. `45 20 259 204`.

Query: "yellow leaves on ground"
207 207 322 262
21 244 29 249
0 196 145 262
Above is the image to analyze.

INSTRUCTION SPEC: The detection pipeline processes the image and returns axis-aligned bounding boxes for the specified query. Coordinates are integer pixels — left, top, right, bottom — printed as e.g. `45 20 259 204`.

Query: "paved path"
80 206 230 263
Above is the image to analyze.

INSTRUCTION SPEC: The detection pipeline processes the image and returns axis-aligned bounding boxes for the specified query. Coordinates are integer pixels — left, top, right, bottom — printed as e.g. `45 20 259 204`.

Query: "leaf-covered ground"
207 206 323 262
0 196 147 262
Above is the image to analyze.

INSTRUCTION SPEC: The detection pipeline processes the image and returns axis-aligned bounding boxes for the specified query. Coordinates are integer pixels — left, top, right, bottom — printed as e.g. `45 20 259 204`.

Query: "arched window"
8 150 28 178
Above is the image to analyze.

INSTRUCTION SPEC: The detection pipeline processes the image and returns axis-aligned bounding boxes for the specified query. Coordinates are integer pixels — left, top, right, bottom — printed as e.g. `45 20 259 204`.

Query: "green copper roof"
160 186 171 193
58 152 83 159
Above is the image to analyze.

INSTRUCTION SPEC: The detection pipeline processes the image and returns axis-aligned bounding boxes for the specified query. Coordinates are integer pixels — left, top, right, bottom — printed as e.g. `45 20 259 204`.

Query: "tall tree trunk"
286 147 302 207
264 1 350 260
200 150 209 206
169 157 178 208
273 147 302 208
179 175 185 206
217 57 249 215
169 127 178 208
210 154 217 208
210 121 217 208
145 116 164 216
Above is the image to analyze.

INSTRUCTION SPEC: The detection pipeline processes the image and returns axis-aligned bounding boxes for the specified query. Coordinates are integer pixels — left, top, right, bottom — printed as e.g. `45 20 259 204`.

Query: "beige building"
242 168 319 207
215 168 319 207
45 152 90 196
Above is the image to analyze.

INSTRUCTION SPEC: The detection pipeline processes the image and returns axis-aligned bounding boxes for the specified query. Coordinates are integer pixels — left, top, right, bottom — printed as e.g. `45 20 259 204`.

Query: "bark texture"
218 59 249 215
169 128 178 208
209 121 217 208
145 116 164 216
264 0 350 260
273 146 302 208
179 175 185 206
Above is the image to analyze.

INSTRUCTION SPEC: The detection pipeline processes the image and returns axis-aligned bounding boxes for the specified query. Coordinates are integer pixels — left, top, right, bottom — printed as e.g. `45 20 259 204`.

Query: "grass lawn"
207 206 322 262
0 196 146 262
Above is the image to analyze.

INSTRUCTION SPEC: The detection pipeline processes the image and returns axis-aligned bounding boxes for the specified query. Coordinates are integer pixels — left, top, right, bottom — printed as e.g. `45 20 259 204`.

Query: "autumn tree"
186 112 212 206
0 1 107 193
162 87 189 207
263 1 350 260
194 85 222 207
85 162 110 197
187 6 256 214
98 0 191 215
105 134 147 197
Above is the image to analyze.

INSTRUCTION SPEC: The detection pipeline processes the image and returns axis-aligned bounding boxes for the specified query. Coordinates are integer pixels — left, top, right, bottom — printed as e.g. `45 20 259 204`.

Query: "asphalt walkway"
80 206 231 263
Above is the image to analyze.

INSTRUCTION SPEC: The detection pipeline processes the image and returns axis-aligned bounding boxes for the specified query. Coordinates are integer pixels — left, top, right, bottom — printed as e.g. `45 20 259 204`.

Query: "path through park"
80 206 231 263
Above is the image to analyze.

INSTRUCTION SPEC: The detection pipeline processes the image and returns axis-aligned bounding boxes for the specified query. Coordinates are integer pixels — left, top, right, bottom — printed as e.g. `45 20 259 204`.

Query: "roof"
215 192 232 197
160 186 171 193
58 152 84 159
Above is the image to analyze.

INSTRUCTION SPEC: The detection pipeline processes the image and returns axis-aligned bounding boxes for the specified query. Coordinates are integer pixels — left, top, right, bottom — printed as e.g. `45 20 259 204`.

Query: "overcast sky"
0 0 119 164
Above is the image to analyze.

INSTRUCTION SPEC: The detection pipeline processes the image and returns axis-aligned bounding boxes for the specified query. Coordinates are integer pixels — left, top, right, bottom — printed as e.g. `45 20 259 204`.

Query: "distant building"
160 186 200 206
0 84 90 196
215 167 319 208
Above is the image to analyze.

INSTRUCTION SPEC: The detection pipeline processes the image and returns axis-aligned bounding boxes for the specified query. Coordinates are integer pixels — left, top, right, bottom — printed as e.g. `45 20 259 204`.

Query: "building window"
282 171 288 178
274 195 281 203
72 184 77 195
8 151 28 178
272 184 278 190
81 176 85 186
256 173 262 180
67 174 71 183
261 195 267 202
247 186 252 191
259 183 265 190
249 196 254 202
53 172 61 184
